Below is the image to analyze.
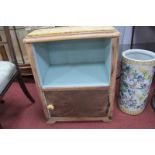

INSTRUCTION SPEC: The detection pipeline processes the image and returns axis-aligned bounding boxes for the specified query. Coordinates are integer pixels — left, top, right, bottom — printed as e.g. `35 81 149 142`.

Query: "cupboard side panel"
25 43 49 119
108 37 119 117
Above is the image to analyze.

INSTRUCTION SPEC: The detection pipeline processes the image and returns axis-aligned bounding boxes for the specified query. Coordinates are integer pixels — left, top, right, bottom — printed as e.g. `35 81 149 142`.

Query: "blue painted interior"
44 63 109 88
32 45 50 86
32 38 112 88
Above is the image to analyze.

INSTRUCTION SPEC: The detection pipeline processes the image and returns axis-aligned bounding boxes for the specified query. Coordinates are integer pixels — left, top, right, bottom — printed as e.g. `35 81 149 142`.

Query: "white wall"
115 26 132 45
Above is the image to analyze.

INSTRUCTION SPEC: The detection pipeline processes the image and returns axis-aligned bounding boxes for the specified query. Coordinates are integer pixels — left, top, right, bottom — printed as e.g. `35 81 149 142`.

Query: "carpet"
0 81 155 129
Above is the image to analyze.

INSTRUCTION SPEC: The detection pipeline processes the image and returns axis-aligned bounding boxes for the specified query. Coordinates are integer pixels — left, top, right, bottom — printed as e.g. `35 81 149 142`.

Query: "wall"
115 26 132 45
115 26 155 55
115 26 155 45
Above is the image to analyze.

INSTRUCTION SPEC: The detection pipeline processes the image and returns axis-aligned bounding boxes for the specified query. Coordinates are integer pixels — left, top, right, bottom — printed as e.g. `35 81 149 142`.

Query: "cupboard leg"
47 120 56 124
101 117 111 122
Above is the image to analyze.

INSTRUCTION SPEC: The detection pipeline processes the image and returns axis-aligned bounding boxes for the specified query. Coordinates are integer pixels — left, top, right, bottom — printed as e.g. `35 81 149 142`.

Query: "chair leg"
17 74 35 103
0 96 4 104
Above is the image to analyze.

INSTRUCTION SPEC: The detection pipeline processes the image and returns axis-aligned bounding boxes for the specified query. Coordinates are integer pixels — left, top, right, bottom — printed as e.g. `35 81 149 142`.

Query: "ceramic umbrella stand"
119 49 155 115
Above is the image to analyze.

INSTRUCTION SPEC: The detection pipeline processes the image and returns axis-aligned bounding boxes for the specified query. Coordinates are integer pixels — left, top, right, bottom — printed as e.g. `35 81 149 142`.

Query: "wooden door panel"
45 89 109 117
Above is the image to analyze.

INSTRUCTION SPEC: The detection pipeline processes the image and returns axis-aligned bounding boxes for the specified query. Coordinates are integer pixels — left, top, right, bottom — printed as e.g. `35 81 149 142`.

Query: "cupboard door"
45 89 109 117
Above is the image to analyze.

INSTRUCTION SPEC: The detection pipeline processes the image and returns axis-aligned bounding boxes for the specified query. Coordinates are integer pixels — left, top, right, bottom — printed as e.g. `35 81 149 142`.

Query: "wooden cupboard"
24 27 120 123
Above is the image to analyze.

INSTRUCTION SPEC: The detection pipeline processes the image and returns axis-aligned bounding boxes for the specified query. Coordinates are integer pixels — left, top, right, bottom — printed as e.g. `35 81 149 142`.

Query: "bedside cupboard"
24 27 120 123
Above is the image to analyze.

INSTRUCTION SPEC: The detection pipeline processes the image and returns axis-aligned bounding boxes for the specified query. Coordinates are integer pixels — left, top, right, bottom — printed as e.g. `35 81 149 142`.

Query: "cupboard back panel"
33 38 111 65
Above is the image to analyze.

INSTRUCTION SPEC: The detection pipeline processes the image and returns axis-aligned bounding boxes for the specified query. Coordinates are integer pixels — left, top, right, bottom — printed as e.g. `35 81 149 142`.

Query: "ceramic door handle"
47 104 55 110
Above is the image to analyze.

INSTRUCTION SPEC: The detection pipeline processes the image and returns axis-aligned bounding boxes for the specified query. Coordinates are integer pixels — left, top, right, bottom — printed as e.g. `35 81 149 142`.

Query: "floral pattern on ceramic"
119 50 155 115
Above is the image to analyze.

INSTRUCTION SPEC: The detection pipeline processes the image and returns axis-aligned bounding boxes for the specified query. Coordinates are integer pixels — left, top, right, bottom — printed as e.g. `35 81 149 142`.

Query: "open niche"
32 38 112 89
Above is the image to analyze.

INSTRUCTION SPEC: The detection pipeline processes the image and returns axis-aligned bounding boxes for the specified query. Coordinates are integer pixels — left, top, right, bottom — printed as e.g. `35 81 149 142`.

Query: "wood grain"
108 37 119 117
25 43 49 118
0 45 9 60
47 116 111 124
23 27 120 123
45 89 109 117
27 26 116 36
42 86 109 92
0 36 8 60
24 32 120 43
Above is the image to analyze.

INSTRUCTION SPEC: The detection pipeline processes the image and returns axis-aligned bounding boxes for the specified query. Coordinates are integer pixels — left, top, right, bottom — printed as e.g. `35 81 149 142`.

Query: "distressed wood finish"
24 32 120 43
0 45 9 60
25 43 49 118
108 38 119 118
24 32 119 43
42 86 109 92
0 36 9 61
23 26 119 43
45 89 109 117
47 116 111 124
19 64 32 76
24 27 120 123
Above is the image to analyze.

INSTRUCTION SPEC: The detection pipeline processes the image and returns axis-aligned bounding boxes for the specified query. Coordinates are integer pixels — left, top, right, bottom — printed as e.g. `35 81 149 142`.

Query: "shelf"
42 63 109 89
32 38 112 89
